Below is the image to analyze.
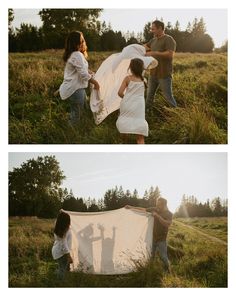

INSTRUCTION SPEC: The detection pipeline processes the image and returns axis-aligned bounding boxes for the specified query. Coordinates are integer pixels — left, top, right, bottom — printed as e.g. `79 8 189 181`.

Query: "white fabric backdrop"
90 44 158 125
65 208 154 275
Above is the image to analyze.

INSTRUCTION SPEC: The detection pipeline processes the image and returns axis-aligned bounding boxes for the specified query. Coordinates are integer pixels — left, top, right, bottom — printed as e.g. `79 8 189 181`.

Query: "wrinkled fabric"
90 44 158 125
65 208 154 274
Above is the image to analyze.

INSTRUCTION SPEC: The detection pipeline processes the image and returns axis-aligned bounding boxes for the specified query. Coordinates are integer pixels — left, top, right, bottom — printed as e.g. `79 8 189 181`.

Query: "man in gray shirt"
145 20 177 110
125 197 172 272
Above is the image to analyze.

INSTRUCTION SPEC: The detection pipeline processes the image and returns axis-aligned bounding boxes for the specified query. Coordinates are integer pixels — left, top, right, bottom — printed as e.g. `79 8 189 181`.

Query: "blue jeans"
57 254 70 279
146 75 177 109
152 241 170 270
68 88 85 124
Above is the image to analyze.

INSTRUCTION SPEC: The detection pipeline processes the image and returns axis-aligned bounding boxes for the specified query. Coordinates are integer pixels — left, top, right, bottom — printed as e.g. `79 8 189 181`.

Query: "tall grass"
9 217 227 287
9 51 227 144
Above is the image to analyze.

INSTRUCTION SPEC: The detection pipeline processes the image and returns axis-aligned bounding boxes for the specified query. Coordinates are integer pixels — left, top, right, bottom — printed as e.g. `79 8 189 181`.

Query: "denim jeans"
152 241 170 270
146 75 177 109
57 254 70 279
68 88 86 124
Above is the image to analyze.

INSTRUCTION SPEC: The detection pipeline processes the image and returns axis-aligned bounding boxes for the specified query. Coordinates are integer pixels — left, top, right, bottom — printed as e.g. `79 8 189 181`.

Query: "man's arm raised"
152 212 172 227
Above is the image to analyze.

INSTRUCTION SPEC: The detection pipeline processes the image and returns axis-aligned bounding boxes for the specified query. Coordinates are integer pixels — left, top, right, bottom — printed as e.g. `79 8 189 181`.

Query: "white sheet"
90 44 158 125
65 208 154 274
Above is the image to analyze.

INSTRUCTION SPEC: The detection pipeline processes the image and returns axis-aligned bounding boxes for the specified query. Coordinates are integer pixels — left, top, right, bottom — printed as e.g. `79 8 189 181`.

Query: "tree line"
9 155 161 218
175 194 227 218
8 9 227 53
9 155 227 218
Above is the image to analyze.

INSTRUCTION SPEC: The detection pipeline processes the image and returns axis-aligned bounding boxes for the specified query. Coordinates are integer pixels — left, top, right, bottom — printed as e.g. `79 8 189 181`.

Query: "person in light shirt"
52 210 73 279
59 31 99 125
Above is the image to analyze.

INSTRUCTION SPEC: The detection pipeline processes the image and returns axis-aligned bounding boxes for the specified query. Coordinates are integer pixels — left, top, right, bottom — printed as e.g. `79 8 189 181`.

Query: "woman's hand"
89 70 95 77
90 78 100 90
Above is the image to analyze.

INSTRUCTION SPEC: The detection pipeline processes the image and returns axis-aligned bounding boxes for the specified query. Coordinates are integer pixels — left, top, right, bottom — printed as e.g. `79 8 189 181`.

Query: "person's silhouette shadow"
98 224 116 273
77 223 101 272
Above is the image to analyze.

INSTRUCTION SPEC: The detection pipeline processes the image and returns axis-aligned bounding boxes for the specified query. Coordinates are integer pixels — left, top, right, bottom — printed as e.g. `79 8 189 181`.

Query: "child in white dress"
116 58 148 144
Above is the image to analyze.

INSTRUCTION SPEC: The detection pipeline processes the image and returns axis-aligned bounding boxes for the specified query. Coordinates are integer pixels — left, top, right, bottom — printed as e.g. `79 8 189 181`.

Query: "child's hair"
54 211 71 238
129 58 147 87
63 31 88 62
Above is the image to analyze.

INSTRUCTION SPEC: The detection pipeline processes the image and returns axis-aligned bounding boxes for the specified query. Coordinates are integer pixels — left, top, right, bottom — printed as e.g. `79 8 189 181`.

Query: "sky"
8 152 227 212
11 9 227 48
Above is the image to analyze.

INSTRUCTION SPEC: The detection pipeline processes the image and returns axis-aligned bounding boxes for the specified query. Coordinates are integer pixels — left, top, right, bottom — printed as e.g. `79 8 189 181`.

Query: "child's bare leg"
137 135 145 144
121 133 129 144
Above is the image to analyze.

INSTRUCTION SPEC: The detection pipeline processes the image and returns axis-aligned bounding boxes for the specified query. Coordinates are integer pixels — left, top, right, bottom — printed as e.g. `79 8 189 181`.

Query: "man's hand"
145 51 153 57
152 212 160 219
146 50 174 59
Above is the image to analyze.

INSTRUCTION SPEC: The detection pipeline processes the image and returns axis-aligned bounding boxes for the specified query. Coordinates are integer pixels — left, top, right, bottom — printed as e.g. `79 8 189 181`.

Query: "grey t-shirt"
146 34 176 78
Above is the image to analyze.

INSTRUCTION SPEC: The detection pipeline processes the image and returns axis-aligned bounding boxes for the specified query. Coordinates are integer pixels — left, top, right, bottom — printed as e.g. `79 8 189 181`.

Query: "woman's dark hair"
54 211 71 238
63 31 88 62
129 58 146 87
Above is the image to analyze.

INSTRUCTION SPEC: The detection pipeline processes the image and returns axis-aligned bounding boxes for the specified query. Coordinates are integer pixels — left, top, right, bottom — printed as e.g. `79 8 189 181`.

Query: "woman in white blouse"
52 210 73 279
59 31 99 124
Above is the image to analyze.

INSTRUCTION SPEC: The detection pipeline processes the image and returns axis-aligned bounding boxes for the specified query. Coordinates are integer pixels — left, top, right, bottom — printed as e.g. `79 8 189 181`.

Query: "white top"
90 44 158 125
52 228 72 260
116 80 148 136
59 51 92 100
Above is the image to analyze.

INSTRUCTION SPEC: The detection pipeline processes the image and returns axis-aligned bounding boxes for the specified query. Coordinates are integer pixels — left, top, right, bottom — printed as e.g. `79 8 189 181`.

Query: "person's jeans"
57 254 70 279
68 88 86 124
146 75 177 109
152 241 170 271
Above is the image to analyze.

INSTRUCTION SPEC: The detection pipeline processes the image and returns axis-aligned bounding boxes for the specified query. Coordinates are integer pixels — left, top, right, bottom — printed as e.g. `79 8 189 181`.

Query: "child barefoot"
116 58 148 144
52 210 73 279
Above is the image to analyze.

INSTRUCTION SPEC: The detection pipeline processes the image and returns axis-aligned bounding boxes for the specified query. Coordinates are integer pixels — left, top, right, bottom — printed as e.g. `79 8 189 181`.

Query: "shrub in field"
149 105 226 144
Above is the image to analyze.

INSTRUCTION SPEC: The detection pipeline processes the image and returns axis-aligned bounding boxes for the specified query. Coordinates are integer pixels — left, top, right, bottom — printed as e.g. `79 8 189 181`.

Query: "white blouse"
52 228 72 260
59 51 92 100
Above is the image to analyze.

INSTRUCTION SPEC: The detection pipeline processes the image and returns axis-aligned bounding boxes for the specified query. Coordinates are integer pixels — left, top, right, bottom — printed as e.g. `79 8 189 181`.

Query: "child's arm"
118 76 129 98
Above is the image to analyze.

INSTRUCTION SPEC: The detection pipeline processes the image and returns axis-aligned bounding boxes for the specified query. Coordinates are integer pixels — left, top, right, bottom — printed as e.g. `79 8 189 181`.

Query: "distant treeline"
175 195 227 218
9 155 227 218
8 9 227 53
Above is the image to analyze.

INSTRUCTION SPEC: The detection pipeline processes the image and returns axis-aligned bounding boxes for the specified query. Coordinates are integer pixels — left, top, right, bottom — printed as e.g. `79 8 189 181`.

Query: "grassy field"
176 217 227 242
9 216 227 287
9 50 227 144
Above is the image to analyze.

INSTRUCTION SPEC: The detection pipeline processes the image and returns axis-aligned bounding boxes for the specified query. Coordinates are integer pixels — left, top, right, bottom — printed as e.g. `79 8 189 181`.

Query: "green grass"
9 217 227 287
176 217 227 242
9 50 227 144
